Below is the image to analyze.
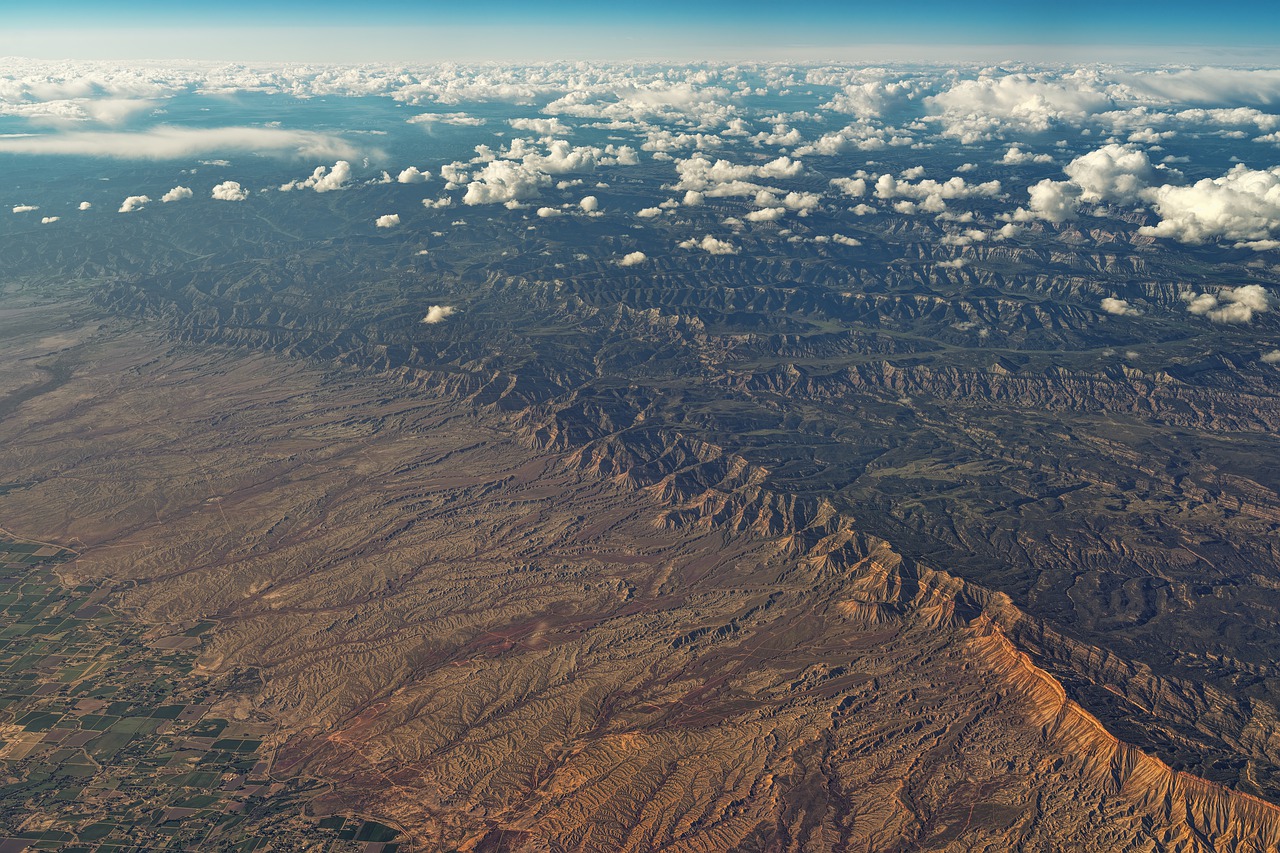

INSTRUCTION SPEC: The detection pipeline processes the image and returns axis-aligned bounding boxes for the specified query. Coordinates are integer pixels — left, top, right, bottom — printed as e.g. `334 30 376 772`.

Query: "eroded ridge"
1 314 1278 851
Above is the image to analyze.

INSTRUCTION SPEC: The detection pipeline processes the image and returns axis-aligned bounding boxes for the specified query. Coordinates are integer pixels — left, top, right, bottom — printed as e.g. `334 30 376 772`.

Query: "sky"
3 1 1280 63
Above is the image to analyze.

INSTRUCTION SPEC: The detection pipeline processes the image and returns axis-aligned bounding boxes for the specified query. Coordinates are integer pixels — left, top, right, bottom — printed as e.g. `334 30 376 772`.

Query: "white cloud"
280 160 352 193
817 77 918 117
874 173 1001 213
830 177 866 197
1100 297 1141 316
1262 349 1280 364
508 117 569 135
1011 179 1081 224
1117 68 1280 108
1063 144 1155 204
161 185 193 202
673 155 804 197
397 166 429 184
1183 285 1272 323
408 112 485 126
745 206 786 222
422 196 453 209
459 139 636 206
618 251 647 266
536 206 562 218
464 160 550 205
0 126 356 160
11 204 37 213
678 234 738 255
760 190 821 213
375 213 401 228
751 124 803 147
421 305 457 324
78 201 91 210
1001 146 1054 165
211 180 249 201
793 121 913 156
830 234 861 246
1127 127 1175 144
40 216 59 224
636 206 663 218
118 195 150 213
927 72 1114 142
1009 144 1158 223
641 129 725 153
579 195 599 213
1140 165 1280 244
542 80 732 125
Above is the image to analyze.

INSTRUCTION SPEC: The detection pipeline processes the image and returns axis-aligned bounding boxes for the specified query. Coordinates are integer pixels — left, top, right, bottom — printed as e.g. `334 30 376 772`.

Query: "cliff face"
544 413 1280 850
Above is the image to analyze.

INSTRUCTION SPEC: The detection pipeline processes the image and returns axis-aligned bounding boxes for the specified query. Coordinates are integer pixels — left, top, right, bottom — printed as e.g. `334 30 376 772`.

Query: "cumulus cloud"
618 251 647 266
873 173 1002 213
793 122 914 156
0 126 357 160
674 154 803 193
78 201 91 210
1100 297 1141 316
636 206 663 218
1011 179 1080 224
927 72 1114 142
1183 285 1272 323
464 160 551 205
745 206 786 222
118 195 150 213
1063 144 1155 204
1262 349 1280 364
504 137 638 173
641 129 725 153
459 139 637 206
830 177 867 197
1001 146 1054 165
375 213 400 228
211 181 248 201
508 117 570 135
536 206 562 218
421 305 457 324
40 216 59 224
542 80 731 125
11 204 37 213
755 190 822 213
679 234 738 255
422 196 453 209
1009 144 1159 223
161 185 193 202
1140 165 1280 244
579 195 599 213
397 166 429 184
819 78 918 118
280 160 352 193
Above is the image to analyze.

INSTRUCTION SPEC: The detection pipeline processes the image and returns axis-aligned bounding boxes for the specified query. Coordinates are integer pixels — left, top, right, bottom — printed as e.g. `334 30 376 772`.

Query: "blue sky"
4 1 1279 62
